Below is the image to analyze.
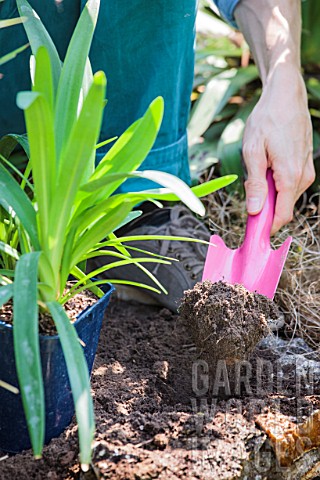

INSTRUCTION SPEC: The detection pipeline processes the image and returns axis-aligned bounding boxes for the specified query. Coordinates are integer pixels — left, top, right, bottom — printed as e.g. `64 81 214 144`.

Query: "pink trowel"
202 169 292 299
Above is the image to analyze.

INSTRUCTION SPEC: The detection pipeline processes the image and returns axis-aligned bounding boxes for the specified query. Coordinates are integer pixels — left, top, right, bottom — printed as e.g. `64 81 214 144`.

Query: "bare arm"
234 0 314 234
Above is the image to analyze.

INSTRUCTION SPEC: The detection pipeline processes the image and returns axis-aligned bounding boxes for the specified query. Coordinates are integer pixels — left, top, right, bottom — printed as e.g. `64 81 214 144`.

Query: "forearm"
234 0 301 84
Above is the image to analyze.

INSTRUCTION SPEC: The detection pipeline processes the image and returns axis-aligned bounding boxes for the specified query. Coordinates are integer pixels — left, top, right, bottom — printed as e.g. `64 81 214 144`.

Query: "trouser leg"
89 0 197 191
1 0 196 190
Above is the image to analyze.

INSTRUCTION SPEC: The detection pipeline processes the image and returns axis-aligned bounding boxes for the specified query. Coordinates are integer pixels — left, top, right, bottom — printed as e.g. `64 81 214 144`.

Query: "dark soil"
0 288 98 335
179 281 276 366
0 297 319 480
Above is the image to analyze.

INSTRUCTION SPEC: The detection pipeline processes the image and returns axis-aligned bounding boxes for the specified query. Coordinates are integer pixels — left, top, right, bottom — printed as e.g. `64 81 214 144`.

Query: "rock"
153 433 168 449
159 308 174 321
47 473 60 480
153 360 169 380
59 450 76 466
257 336 319 359
255 335 320 395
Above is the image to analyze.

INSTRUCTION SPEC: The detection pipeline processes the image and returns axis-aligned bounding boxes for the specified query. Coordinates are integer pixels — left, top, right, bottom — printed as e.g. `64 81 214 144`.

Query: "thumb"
244 160 268 215
245 174 268 214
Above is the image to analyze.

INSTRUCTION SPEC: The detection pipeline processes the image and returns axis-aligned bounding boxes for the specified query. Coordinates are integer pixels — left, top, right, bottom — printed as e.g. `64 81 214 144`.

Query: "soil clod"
179 280 279 367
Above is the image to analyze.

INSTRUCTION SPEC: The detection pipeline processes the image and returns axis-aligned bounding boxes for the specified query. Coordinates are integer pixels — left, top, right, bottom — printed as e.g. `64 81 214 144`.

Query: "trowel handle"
244 169 276 250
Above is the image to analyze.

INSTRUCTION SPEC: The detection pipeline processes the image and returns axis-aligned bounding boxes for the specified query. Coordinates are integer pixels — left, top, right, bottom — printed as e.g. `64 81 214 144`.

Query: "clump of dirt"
179 280 278 367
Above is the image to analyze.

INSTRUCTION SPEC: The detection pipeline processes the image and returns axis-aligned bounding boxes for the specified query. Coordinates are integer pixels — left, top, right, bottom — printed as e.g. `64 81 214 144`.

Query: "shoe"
88 205 210 312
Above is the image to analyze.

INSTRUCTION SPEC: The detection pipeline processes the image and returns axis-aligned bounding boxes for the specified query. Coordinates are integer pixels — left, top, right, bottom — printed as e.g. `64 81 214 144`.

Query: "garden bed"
1 296 320 479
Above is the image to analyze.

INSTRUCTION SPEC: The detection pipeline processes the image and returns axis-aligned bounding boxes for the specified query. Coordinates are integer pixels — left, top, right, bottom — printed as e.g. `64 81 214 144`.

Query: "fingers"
271 189 295 235
297 153 316 197
271 157 316 235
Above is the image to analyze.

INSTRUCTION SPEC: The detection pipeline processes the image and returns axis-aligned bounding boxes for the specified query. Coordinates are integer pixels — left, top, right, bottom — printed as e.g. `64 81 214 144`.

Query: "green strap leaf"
70 201 134 267
218 96 258 191
62 279 161 303
0 163 39 249
33 46 54 109
132 175 238 201
116 212 142 232
13 252 44 457
71 194 127 236
74 97 164 216
100 234 209 248
66 255 172 300
84 96 164 203
97 97 164 176
82 170 205 216
80 171 135 192
0 153 33 192
0 241 19 260
47 71 106 277
19 91 56 245
0 284 13 307
0 133 30 159
0 17 26 28
0 43 29 67
16 0 61 92
54 0 100 156
47 301 95 470
188 65 258 143
81 173 237 208
69 265 104 299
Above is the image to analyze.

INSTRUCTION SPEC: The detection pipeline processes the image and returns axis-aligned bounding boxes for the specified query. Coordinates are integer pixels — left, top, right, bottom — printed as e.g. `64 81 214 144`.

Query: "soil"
179 281 276 367
0 297 319 480
0 288 98 335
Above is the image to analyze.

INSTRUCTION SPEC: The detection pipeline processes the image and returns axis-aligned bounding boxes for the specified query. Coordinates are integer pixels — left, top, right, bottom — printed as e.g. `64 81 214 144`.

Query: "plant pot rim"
0 282 115 340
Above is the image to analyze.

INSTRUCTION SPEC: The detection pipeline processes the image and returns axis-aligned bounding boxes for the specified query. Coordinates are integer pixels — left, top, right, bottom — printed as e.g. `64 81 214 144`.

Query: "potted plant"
0 0 236 471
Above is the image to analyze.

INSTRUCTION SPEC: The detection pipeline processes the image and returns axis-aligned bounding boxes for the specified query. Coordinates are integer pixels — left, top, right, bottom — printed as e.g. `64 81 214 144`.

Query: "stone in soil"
179 280 277 367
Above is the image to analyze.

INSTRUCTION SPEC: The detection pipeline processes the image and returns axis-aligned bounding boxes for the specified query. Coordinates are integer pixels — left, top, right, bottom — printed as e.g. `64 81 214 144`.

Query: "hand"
242 65 314 234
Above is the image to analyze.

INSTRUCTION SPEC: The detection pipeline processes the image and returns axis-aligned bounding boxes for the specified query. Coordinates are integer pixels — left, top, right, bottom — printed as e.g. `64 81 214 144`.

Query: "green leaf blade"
33 46 54 109
54 0 100 156
20 92 56 245
48 71 106 277
0 133 30 159
47 301 95 469
135 175 238 201
70 201 134 267
0 17 26 29
0 241 19 260
87 96 164 201
0 283 13 307
218 96 258 192
13 252 44 457
126 170 206 217
0 163 39 249
16 0 61 91
0 43 29 67
188 65 258 143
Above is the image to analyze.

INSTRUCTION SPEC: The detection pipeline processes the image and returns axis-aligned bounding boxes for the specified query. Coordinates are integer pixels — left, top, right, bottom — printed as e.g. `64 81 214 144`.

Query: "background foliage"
190 0 320 192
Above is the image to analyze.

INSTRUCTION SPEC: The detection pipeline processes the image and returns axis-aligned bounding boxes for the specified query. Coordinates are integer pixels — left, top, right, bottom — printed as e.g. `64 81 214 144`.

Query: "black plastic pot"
0 283 114 453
